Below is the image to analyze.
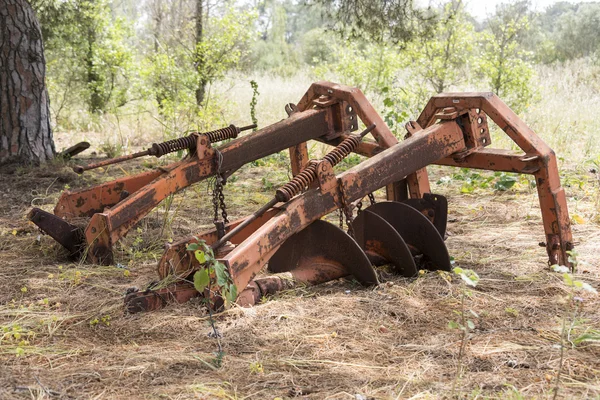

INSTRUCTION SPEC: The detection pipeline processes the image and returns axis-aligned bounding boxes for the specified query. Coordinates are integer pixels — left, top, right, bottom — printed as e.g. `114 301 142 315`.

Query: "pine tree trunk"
0 0 55 164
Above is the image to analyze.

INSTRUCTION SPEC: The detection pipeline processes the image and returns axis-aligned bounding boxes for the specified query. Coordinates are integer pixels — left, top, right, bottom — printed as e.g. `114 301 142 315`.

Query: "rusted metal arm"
84 108 341 264
157 121 465 292
72 124 256 174
323 93 573 267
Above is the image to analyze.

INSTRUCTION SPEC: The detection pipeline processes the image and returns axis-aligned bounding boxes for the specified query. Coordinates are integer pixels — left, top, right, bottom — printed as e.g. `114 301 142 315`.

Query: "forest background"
31 0 600 166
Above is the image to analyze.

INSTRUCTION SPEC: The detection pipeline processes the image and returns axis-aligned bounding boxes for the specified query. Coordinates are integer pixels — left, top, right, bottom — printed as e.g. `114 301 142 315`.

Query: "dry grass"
0 156 599 399
3 63 600 399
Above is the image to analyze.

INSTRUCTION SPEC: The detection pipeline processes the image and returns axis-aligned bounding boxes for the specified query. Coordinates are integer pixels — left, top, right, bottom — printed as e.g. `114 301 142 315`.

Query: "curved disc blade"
364 202 451 271
268 220 378 286
353 210 417 277
402 193 448 237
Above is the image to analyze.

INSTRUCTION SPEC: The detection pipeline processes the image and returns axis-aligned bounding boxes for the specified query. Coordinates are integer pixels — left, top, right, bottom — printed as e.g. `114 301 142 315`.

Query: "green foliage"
250 3 298 75
33 0 137 116
437 169 526 194
551 3 600 62
475 1 535 113
249 80 259 129
186 240 237 308
404 0 475 93
195 7 257 93
301 28 337 65
379 85 428 137
314 42 403 94
312 0 435 44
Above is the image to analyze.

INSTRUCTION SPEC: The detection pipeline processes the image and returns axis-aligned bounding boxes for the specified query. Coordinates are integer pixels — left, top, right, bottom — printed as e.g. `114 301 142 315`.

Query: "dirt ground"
0 152 599 400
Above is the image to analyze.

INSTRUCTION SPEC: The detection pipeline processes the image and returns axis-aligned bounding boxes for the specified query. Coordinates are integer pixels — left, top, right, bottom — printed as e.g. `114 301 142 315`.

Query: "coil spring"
148 125 240 158
323 135 361 166
204 124 239 143
149 135 197 158
275 134 362 202
276 161 318 202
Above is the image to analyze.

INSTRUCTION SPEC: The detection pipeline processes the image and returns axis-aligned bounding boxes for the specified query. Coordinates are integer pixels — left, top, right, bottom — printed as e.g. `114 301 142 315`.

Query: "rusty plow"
26 81 574 314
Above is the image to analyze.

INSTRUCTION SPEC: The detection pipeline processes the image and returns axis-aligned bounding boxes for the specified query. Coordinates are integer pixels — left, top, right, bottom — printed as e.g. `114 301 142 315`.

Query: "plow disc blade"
268 219 378 286
353 210 417 277
401 193 448 237
364 202 451 271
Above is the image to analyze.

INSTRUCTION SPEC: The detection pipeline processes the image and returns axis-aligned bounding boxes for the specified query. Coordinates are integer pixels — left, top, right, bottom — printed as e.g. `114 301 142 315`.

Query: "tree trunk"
0 0 55 164
195 0 206 106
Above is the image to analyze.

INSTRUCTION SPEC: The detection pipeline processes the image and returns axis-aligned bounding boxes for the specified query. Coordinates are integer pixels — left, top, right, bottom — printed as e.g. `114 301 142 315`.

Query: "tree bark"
0 0 55 164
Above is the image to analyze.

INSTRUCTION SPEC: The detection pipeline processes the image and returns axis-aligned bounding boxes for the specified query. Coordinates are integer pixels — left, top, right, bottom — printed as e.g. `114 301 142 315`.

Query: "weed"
437 168 529 193
249 80 259 129
551 250 598 400
449 267 480 397
99 141 124 158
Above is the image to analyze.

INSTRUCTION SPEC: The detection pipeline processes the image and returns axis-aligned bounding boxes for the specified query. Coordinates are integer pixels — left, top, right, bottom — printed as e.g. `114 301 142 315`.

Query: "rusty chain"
337 179 355 238
368 192 376 205
212 150 229 224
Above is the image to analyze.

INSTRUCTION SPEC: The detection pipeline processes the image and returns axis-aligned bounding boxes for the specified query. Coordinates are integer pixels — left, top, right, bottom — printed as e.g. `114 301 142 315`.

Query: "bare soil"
0 155 599 399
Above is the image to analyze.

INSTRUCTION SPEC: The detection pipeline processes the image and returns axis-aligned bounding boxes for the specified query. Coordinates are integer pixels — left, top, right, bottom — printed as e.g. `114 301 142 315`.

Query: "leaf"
453 267 464 274
459 271 479 287
571 214 586 225
186 243 199 251
225 284 237 305
552 265 569 273
572 331 600 345
467 320 475 330
562 272 573 286
581 282 598 294
213 261 228 287
229 283 237 300
469 309 479 318
194 250 206 264
193 269 210 293
448 321 459 329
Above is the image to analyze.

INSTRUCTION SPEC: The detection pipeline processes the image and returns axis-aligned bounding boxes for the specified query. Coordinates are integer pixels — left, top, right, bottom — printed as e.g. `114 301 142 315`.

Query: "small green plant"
186 239 238 368
505 307 519 317
437 169 523 193
249 80 259 130
249 360 264 374
186 240 237 307
449 267 480 397
381 87 410 137
551 250 598 400
99 141 123 158
261 177 274 191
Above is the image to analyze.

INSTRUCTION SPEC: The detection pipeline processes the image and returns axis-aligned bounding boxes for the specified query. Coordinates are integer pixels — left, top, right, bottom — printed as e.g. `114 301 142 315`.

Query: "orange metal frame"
52 102 358 264
123 83 574 313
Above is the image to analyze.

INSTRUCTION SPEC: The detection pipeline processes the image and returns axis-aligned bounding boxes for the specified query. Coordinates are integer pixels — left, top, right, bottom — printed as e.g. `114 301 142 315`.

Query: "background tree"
310 0 435 44
405 0 474 93
0 0 55 164
475 0 535 112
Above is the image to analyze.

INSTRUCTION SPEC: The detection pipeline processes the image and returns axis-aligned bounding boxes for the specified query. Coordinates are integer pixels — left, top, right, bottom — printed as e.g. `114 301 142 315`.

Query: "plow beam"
83 108 347 264
157 120 465 298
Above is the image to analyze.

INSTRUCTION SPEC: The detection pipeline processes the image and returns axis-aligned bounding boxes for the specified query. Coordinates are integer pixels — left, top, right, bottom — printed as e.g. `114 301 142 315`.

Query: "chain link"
337 179 355 238
356 200 363 215
368 192 376 205
218 180 228 223
212 150 229 224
